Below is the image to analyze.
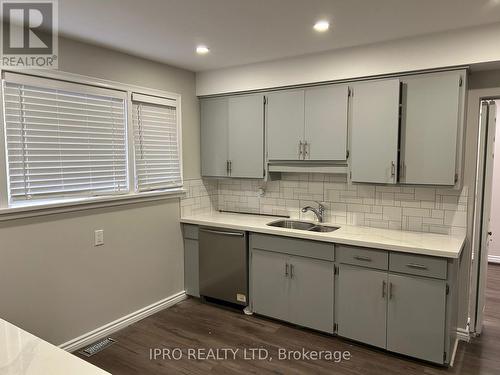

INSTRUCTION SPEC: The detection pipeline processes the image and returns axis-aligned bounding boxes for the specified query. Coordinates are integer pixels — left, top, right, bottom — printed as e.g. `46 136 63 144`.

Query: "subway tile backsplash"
181 173 467 236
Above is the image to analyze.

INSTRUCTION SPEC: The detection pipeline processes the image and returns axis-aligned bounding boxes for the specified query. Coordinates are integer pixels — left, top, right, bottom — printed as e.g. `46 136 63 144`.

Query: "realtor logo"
1 0 58 68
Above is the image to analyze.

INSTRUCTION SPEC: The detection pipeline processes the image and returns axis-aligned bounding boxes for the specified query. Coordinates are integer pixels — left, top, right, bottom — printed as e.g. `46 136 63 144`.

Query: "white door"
476 101 497 334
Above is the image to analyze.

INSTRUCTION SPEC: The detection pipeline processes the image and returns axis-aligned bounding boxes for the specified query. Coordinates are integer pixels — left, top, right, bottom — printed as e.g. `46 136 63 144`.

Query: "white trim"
59 291 187 353
488 255 500 264
456 327 471 343
449 338 459 367
0 188 185 221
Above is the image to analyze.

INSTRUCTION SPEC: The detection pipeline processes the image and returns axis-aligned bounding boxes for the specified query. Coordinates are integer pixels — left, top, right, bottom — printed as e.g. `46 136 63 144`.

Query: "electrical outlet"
94 229 104 246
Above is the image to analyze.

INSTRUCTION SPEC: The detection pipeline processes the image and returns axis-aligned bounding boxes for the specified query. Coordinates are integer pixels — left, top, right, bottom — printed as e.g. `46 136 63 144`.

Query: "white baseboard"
59 291 187 352
488 255 500 264
456 327 471 343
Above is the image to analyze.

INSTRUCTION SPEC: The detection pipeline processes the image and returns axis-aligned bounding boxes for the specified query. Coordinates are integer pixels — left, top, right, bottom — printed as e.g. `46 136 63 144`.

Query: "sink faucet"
301 201 326 223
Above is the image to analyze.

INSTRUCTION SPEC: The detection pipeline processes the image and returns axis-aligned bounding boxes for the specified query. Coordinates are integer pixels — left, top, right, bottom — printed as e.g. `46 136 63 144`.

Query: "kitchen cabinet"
201 94 264 178
386 273 447 364
350 79 400 184
288 254 334 333
400 71 463 185
182 224 200 297
228 95 265 178
267 90 305 160
201 98 228 177
337 264 388 348
250 234 335 333
267 85 349 161
251 249 290 322
304 85 349 161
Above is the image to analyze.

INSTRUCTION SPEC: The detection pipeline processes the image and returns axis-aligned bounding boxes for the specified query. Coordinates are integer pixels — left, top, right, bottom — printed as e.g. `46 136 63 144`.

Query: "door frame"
468 88 500 334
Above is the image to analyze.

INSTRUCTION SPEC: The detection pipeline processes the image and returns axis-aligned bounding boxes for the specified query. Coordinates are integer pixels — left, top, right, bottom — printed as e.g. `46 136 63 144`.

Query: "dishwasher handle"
199 228 245 237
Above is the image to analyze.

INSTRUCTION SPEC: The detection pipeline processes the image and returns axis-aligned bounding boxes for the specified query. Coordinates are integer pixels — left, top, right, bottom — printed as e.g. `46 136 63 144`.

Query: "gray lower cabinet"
182 224 200 297
288 255 334 333
386 273 447 364
251 249 290 322
250 234 335 334
337 264 388 348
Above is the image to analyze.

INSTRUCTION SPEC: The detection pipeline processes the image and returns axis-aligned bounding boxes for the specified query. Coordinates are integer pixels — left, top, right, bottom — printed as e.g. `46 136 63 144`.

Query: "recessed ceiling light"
196 45 210 55
313 20 330 32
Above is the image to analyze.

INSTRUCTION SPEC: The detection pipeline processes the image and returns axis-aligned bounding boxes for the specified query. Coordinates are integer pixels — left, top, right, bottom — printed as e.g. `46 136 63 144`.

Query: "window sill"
0 189 186 221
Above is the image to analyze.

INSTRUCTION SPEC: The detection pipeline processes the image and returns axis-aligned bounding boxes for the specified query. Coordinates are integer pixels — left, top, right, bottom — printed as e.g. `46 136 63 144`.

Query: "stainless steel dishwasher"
199 227 248 306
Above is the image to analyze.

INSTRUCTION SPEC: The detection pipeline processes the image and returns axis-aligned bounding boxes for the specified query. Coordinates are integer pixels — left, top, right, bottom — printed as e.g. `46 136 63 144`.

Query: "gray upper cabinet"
201 94 265 178
288 255 334 333
337 264 388 348
304 85 349 161
386 273 447 363
201 98 228 177
350 79 400 184
267 90 305 160
228 95 265 178
400 71 463 185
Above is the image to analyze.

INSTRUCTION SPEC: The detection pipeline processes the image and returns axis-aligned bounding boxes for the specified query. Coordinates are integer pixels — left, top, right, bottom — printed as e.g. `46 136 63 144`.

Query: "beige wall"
0 37 198 345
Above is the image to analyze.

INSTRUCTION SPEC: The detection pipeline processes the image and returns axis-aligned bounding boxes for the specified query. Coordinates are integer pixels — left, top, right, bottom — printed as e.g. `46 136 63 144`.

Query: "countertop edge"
180 216 465 259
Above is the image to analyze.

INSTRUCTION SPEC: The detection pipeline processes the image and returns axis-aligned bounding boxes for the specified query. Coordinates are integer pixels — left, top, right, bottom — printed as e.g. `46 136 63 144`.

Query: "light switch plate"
94 229 104 246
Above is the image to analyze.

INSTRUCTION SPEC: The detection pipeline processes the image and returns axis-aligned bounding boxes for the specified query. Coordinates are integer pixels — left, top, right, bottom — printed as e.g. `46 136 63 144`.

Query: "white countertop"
181 212 465 258
0 318 110 375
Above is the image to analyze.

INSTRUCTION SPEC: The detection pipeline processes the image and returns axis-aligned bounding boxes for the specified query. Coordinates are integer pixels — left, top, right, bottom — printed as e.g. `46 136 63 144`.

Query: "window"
132 93 182 191
2 73 128 202
0 71 183 211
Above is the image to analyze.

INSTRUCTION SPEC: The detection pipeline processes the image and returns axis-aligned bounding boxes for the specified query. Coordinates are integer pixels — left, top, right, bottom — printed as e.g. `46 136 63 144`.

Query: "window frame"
0 68 184 216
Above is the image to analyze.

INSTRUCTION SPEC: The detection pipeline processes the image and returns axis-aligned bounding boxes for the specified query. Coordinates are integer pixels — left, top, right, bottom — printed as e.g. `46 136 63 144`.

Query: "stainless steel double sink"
267 219 339 233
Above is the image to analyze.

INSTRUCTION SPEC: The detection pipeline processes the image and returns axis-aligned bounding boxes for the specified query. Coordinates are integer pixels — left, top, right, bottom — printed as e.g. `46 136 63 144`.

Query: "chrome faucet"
301 201 326 223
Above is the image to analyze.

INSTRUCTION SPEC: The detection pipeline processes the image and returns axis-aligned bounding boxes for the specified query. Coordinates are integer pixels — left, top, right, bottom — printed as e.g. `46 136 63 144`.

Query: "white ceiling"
58 0 500 72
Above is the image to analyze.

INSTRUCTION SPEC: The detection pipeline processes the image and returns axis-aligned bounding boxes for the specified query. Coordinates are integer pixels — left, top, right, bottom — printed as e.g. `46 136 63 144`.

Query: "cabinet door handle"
290 264 294 279
298 141 303 159
304 141 309 159
285 263 289 277
354 255 372 262
226 160 230 175
389 282 393 299
391 161 396 178
382 280 386 298
406 263 428 270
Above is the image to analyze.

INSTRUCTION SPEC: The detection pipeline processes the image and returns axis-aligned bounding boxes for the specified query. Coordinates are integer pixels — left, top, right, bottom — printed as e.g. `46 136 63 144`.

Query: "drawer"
337 245 388 270
389 253 447 280
250 234 334 261
183 224 199 240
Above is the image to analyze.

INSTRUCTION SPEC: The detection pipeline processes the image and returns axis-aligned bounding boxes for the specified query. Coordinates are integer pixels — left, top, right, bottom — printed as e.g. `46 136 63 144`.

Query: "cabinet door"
184 239 199 297
251 249 289 322
200 98 228 177
228 95 264 178
337 265 388 348
400 72 462 185
387 274 446 364
304 85 348 161
289 255 334 333
267 90 305 160
350 79 400 184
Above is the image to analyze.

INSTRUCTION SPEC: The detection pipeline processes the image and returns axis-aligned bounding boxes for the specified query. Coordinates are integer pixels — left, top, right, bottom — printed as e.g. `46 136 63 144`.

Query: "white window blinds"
132 93 182 191
2 73 128 201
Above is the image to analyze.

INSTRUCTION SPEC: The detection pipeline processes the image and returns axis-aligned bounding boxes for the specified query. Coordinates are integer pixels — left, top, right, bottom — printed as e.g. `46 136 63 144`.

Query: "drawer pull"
406 263 428 270
354 255 372 262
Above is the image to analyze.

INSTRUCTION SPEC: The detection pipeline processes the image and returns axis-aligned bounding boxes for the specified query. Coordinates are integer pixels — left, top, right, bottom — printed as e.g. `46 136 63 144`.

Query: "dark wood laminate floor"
77 265 500 374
